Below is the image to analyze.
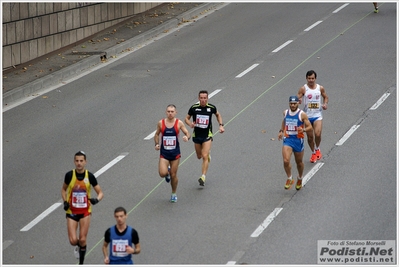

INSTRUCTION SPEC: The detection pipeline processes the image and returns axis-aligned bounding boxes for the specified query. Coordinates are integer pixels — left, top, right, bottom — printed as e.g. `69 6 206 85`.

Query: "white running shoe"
170 194 177 203
74 246 80 259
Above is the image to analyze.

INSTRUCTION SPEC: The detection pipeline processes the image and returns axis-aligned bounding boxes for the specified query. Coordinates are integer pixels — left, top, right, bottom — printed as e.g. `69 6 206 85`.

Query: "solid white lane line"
370 92 391 110
236 64 259 78
144 89 223 140
20 153 128 232
333 3 350 13
272 40 293 53
304 20 323 31
335 125 360 146
20 203 62 231
251 208 283 238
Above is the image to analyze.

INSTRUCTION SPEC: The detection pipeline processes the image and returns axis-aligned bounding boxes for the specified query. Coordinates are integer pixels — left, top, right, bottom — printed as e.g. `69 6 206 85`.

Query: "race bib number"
163 136 177 150
195 115 209 129
112 239 129 257
307 102 320 109
72 192 87 208
285 118 298 135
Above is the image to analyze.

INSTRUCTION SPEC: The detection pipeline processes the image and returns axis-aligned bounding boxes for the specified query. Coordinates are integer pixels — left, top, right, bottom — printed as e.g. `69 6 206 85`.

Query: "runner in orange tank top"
61 151 104 264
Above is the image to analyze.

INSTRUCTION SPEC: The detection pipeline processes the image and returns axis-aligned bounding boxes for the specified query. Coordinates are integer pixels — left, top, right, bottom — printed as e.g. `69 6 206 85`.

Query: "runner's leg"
170 159 180 193
201 140 212 176
66 217 79 246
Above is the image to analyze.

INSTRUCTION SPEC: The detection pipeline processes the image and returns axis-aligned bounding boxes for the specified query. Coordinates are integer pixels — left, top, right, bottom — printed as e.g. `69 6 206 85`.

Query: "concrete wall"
2 2 161 69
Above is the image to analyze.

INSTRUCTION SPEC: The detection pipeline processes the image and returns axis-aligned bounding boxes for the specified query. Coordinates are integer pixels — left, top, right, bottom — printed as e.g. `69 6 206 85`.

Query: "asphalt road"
2 2 396 265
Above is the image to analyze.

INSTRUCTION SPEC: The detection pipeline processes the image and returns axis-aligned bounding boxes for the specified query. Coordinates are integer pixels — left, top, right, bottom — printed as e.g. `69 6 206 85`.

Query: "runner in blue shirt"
103 207 140 264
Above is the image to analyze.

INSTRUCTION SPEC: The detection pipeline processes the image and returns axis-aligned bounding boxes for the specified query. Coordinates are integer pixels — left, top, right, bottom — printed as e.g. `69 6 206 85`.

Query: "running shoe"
170 194 177 203
284 178 294 190
74 246 80 259
374 7 379 13
315 149 322 160
296 179 302 190
310 153 317 163
198 176 205 186
164 166 171 183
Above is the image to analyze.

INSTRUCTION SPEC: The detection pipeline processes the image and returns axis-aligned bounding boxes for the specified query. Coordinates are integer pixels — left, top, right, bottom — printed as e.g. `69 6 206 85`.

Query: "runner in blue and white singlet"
278 96 312 191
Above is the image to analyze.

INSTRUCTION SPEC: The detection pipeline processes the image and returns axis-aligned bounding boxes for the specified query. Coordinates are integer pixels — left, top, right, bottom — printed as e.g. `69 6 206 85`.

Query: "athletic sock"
79 245 86 265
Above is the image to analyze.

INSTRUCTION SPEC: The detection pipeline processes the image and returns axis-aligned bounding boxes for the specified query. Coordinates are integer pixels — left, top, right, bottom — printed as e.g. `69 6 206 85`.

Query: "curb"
3 3 222 108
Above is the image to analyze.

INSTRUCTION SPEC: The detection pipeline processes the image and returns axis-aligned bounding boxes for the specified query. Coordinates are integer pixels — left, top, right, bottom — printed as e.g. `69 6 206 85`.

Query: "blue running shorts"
283 137 304 153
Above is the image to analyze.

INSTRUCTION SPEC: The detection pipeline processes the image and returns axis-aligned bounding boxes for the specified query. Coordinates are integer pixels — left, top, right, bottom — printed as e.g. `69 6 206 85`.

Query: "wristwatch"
219 123 224 126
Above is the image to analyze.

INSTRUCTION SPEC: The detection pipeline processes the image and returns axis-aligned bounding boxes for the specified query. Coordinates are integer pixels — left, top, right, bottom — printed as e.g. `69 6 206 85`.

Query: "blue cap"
289 95 299 103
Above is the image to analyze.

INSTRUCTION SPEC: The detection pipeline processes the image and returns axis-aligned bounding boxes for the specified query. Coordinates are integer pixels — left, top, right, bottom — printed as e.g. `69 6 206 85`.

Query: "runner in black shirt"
185 90 225 186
